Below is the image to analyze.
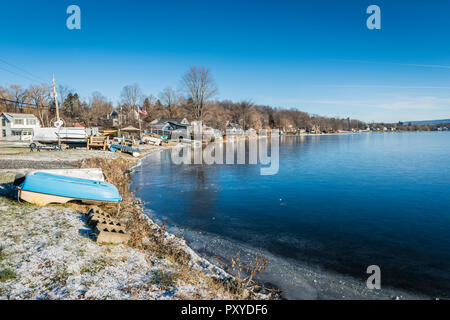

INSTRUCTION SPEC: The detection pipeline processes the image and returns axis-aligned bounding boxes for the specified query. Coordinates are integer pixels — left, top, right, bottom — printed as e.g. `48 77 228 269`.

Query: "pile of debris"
85 208 130 245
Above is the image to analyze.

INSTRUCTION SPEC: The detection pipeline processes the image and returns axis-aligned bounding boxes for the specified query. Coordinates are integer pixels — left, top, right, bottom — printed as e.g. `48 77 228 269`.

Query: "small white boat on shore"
142 136 162 146
32 127 88 145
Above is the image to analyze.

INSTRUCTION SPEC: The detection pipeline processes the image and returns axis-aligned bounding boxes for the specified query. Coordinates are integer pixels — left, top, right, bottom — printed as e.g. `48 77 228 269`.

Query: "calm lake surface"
132 132 450 298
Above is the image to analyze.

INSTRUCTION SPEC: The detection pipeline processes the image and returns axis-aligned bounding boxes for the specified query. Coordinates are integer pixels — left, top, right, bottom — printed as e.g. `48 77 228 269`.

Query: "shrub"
0 246 5 261
150 270 179 288
0 268 17 282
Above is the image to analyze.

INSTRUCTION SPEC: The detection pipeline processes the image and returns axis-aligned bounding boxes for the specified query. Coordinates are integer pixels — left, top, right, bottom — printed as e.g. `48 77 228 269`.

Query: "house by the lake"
225 122 244 136
150 118 189 127
108 110 120 127
148 118 190 140
245 128 257 136
0 112 40 141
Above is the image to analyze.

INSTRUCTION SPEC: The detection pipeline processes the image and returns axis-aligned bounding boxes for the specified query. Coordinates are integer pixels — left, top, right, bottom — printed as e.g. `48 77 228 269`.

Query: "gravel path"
0 143 164 170
0 160 76 170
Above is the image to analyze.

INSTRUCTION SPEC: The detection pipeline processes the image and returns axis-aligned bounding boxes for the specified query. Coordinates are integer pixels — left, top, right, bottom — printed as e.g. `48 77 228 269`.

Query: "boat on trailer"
18 172 122 206
32 127 88 145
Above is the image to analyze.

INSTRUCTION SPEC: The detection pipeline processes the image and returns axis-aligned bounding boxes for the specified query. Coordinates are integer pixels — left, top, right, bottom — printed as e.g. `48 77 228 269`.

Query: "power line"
0 57 48 83
0 65 44 84
0 97 50 108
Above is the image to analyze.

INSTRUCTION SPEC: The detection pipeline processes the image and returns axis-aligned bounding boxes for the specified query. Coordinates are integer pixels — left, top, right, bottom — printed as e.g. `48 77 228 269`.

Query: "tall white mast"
52 75 61 147
52 75 60 121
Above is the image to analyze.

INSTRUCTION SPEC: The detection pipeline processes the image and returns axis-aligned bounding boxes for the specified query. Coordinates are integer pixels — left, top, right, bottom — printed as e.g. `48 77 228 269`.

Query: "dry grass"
0 268 17 282
76 158 191 264
76 157 134 203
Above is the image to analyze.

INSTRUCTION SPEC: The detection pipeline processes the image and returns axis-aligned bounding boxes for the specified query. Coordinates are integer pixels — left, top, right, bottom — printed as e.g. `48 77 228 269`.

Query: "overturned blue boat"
18 172 122 206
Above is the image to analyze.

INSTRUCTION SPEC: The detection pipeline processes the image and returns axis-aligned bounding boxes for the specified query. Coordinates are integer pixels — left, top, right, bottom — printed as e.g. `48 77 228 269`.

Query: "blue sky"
1 0 450 122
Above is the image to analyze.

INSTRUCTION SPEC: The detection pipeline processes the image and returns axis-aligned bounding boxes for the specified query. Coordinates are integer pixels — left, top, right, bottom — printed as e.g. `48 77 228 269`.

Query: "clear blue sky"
1 0 450 122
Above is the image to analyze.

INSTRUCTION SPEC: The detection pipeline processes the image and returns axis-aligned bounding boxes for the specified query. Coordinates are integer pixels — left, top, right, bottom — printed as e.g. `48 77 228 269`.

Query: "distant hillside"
405 119 450 125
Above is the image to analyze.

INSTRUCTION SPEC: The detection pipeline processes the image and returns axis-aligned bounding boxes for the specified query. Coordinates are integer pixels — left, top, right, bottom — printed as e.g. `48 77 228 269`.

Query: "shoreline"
169 224 429 300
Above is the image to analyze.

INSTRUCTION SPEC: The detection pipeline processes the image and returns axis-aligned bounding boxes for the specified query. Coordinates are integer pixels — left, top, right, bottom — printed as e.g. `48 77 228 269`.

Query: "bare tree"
0 86 9 100
159 87 181 118
181 66 217 120
159 87 178 108
9 85 28 110
29 84 52 126
57 84 72 106
120 84 143 107
203 102 231 131
89 91 113 125
236 100 254 130
120 84 143 125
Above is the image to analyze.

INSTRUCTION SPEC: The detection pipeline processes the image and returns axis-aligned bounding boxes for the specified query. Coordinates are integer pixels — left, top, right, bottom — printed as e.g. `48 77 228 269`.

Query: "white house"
1 113 40 141
225 122 244 136
148 118 191 140
202 126 223 141
150 118 189 127
245 128 257 136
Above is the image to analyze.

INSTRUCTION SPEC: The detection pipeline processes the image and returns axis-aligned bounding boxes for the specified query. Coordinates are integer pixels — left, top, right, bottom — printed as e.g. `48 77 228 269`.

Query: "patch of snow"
0 200 231 300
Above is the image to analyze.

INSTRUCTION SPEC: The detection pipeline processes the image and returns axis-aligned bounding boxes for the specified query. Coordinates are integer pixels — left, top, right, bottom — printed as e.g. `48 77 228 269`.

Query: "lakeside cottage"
150 118 189 127
106 110 120 127
149 118 191 140
245 128 257 136
0 112 40 141
225 122 244 136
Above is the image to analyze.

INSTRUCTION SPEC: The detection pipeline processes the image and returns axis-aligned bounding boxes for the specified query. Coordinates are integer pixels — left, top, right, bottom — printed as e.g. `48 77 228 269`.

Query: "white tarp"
33 127 88 143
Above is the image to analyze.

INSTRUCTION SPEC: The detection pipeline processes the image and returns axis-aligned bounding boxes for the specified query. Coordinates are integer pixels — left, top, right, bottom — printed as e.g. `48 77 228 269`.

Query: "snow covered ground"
0 197 237 300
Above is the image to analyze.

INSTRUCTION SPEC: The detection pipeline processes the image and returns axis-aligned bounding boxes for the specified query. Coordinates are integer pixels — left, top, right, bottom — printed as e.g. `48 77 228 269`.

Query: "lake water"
131 132 450 298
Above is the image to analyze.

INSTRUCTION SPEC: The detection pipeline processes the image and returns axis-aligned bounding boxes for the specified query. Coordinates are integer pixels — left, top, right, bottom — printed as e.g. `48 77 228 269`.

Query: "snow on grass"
0 199 229 300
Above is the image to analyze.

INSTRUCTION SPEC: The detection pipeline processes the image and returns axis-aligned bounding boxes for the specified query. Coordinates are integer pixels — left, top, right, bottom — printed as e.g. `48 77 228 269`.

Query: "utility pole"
52 75 61 147
119 105 123 126
137 105 142 140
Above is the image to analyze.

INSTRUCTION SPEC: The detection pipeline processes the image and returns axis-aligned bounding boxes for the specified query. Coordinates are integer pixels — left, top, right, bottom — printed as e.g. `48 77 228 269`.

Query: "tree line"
1 66 368 133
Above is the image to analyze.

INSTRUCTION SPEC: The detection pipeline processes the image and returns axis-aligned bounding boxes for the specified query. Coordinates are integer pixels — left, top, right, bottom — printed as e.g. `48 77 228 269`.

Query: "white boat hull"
29 168 105 182
33 127 88 144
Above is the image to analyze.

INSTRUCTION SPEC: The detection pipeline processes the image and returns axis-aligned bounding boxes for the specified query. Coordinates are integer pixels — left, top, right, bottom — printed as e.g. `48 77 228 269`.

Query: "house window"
26 119 36 125
22 130 32 136
2 130 5 137
12 130 22 136
1 119 5 126
14 119 24 125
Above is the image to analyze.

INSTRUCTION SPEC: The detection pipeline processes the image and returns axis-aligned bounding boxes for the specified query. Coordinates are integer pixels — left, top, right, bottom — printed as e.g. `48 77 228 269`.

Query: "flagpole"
52 75 61 148
137 105 142 141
